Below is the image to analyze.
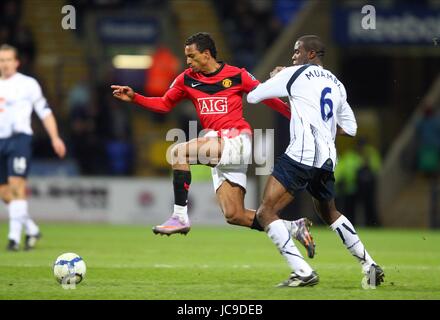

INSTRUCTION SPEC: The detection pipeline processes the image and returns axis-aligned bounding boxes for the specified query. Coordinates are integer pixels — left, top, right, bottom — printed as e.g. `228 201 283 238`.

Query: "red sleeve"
260 96 291 119
241 69 291 119
132 74 187 113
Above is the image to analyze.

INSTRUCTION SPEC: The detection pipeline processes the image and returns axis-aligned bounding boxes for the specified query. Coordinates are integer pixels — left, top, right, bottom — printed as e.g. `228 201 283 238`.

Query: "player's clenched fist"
111 85 135 102
270 66 286 78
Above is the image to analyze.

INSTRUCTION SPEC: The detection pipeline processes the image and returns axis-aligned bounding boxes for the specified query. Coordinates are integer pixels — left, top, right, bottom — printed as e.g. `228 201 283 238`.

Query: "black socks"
173 170 191 206
251 214 264 231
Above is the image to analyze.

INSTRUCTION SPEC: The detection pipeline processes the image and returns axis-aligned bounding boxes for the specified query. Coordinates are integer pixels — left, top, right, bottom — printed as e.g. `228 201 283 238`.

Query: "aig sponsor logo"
197 97 228 114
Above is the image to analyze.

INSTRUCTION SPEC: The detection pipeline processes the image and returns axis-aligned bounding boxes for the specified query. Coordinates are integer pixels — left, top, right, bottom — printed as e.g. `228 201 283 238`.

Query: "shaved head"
292 35 325 66
297 35 325 58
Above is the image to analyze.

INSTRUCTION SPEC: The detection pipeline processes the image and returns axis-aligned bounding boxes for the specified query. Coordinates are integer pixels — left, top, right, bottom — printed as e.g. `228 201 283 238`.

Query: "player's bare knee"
225 216 239 225
224 212 239 225
171 143 188 166
255 209 265 224
223 208 242 225
0 186 11 203
9 187 20 199
9 187 18 198
8 183 25 199
171 143 183 159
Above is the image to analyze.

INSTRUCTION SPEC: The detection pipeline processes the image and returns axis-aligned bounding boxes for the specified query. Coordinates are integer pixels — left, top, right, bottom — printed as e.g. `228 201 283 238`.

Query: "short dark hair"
185 32 217 59
0 44 18 59
298 35 325 58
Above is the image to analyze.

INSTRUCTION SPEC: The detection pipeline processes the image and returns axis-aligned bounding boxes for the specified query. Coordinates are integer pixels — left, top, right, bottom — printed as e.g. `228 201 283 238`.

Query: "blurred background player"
0 44 66 251
247 35 384 287
335 136 382 226
112 32 315 258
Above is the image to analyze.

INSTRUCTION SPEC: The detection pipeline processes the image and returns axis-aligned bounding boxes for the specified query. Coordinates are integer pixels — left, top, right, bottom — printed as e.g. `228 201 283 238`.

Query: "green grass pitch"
0 223 439 300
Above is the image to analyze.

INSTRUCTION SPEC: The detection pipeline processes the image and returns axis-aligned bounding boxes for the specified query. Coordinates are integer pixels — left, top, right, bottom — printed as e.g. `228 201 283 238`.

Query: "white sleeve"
336 85 357 136
29 79 52 120
246 68 292 104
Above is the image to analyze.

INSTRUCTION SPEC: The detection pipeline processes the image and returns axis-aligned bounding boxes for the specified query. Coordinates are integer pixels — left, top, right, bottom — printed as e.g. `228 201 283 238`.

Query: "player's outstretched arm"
242 69 290 119
42 113 66 158
30 78 66 158
111 85 135 102
247 68 293 104
110 82 183 114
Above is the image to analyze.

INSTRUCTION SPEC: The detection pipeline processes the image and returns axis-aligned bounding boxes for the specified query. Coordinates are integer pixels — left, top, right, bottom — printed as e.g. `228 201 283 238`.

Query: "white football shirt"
0 72 52 138
247 64 357 171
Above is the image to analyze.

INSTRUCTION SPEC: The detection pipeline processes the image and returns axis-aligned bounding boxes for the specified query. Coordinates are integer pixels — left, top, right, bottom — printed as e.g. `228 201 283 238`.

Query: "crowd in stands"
70 0 166 36
0 0 35 75
2 0 309 177
414 103 440 178
66 73 135 176
63 0 168 176
214 0 304 70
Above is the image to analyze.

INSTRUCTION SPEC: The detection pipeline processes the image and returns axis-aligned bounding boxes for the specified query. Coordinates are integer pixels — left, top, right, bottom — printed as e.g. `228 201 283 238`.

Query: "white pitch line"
153 264 174 268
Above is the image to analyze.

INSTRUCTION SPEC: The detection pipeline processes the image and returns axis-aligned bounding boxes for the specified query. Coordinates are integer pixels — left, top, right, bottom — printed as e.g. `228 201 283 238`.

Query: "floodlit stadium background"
1 0 439 228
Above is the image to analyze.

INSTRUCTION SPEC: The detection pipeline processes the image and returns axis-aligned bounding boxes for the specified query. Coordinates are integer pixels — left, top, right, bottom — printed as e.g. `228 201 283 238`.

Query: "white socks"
25 215 40 236
330 215 375 273
266 220 314 276
173 204 189 224
282 220 299 237
8 200 39 244
8 200 27 243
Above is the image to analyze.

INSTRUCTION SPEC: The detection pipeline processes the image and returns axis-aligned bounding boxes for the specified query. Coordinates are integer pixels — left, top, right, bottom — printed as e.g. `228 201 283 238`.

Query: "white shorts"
204 131 252 192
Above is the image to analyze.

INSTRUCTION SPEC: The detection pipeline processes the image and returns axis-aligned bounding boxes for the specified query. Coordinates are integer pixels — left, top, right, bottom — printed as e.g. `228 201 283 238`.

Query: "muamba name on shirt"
304 68 341 87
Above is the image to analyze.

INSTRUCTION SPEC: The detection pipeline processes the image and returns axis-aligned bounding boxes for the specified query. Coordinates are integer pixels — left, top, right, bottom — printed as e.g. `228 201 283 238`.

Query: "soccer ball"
53 253 86 285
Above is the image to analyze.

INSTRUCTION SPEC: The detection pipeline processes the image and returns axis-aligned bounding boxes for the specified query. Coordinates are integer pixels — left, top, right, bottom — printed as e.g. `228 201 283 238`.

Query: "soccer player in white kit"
0 44 66 251
247 35 384 287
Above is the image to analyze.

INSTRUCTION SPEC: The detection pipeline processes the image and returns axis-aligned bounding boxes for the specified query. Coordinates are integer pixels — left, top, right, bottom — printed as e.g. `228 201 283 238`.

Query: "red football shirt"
133 63 290 137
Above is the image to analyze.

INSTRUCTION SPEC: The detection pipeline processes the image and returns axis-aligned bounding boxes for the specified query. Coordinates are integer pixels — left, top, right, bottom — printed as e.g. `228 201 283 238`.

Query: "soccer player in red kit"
111 32 315 258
